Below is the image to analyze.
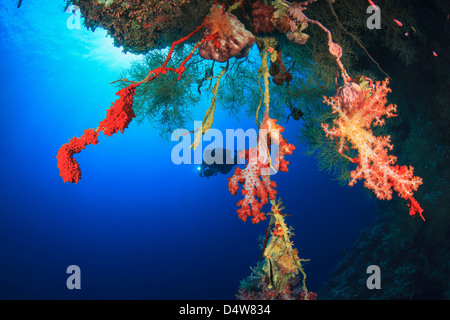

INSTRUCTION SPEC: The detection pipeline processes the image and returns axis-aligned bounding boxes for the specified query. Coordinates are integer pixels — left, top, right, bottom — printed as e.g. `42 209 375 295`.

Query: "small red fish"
393 19 403 27
433 51 438 57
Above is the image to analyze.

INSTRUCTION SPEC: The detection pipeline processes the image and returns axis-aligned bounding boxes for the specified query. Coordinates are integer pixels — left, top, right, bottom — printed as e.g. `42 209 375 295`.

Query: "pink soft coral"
322 78 424 220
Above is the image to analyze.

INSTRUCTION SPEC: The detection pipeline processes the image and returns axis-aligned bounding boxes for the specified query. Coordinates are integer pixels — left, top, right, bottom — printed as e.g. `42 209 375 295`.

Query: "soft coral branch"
57 84 138 183
228 118 295 223
322 78 424 220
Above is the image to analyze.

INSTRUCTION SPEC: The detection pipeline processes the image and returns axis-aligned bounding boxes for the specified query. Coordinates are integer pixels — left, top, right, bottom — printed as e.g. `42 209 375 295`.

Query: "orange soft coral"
321 78 424 220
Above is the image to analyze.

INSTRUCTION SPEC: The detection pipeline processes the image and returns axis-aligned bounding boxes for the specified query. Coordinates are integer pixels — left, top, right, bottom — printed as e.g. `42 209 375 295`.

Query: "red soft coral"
57 129 99 183
228 147 278 223
57 84 138 183
228 118 295 223
98 84 138 137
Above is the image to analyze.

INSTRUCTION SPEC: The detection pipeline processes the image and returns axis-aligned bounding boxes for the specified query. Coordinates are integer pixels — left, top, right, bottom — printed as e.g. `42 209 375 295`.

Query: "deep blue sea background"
0 1 376 299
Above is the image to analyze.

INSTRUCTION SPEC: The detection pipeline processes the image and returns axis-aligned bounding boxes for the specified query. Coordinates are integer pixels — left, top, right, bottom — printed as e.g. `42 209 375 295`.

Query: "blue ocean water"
0 1 376 299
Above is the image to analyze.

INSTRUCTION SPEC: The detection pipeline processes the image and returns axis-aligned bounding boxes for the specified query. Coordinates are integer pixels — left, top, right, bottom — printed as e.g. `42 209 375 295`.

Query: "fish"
393 19 403 27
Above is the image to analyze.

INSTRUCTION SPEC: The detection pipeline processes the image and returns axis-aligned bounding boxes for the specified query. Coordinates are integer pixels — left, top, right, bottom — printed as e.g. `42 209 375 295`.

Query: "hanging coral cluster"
57 84 138 183
228 118 295 224
57 129 99 184
236 198 317 300
99 84 138 137
226 33 296 224
321 78 424 220
199 4 255 62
